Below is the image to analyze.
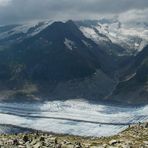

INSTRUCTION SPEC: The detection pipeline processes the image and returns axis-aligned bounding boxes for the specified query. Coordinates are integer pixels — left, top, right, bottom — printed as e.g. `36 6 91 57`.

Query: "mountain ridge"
0 20 117 103
0 19 147 105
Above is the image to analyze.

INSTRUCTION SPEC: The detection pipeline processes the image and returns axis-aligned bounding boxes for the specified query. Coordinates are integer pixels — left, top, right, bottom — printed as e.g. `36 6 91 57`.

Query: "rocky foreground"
0 123 148 148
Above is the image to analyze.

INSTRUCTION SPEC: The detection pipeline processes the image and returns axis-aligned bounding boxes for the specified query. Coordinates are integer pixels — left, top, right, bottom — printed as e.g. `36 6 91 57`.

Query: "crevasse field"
0 99 148 137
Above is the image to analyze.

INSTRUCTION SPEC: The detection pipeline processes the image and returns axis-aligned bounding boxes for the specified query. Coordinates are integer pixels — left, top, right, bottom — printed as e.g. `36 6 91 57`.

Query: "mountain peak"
66 20 75 25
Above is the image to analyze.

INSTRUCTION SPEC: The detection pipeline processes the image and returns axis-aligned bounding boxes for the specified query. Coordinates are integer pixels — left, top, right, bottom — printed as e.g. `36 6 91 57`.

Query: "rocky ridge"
0 122 148 148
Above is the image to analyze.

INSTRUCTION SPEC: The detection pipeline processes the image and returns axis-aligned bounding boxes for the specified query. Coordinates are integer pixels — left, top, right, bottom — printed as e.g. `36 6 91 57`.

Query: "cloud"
119 9 148 23
0 0 147 24
0 0 11 6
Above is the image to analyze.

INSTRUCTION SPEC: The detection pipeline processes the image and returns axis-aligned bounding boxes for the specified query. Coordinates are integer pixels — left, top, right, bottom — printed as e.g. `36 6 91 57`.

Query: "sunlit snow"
0 20 53 40
79 20 148 52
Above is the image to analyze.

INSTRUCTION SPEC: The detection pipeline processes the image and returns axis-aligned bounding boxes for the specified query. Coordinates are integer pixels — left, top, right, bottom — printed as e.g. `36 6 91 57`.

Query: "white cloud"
0 0 11 6
119 8 148 24
0 0 147 24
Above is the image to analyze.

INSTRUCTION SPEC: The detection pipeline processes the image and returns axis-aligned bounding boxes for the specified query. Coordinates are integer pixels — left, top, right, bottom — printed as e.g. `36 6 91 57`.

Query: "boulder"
109 140 118 145
13 139 19 145
144 123 148 128
23 135 29 143
40 136 45 142
33 142 42 148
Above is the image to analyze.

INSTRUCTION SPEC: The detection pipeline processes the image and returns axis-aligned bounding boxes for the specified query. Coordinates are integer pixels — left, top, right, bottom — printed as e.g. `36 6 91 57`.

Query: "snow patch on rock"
81 40 92 48
64 38 76 50
80 26 109 45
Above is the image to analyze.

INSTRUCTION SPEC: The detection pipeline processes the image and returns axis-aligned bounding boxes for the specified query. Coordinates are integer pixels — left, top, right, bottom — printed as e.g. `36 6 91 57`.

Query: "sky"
0 0 148 25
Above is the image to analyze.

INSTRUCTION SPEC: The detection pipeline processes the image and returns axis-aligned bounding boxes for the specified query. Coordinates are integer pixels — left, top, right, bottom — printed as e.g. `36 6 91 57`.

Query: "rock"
47 143 55 147
33 142 42 148
25 141 31 148
62 144 74 148
63 140 72 145
74 142 82 148
102 144 107 148
56 143 62 148
0 140 3 145
19 139 25 145
144 122 148 128
109 140 118 145
143 141 148 145
30 139 37 145
55 137 58 144
13 139 19 145
18 145 26 148
40 136 45 142
90 145 108 148
23 135 29 143
7 139 14 145
0 122 147 148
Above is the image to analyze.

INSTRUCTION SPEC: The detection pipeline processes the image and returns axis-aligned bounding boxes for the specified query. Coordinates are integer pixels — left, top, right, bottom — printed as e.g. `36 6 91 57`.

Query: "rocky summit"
0 122 148 148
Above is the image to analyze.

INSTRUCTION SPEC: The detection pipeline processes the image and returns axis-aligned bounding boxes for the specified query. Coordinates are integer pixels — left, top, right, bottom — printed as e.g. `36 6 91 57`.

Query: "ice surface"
0 100 147 137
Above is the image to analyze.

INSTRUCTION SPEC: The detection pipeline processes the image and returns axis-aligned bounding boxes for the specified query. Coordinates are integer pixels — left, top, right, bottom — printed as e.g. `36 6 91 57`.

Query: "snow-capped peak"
77 18 148 55
0 20 54 40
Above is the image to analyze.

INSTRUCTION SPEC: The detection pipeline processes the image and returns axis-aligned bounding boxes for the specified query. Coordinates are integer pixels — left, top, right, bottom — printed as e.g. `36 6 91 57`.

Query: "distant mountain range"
0 18 147 55
0 19 147 105
76 19 148 55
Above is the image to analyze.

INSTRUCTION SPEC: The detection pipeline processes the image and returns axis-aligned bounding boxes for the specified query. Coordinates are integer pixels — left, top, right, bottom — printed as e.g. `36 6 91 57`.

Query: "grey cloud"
0 0 148 25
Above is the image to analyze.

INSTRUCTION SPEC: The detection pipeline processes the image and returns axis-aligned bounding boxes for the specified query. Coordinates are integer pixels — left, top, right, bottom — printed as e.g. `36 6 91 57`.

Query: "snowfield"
0 20 53 40
79 19 148 54
0 100 147 137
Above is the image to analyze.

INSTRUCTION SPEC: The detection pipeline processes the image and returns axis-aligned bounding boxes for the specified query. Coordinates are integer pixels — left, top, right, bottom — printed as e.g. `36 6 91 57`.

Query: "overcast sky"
0 0 148 25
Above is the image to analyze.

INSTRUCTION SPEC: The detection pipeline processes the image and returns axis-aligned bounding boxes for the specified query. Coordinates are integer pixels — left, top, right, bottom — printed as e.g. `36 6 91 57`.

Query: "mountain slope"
76 19 148 55
0 19 147 105
5 21 118 81
0 20 117 102
108 46 148 105
0 20 53 45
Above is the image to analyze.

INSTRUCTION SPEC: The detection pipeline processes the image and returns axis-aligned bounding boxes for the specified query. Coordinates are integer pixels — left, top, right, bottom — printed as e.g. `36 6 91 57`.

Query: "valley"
0 18 147 142
0 19 147 105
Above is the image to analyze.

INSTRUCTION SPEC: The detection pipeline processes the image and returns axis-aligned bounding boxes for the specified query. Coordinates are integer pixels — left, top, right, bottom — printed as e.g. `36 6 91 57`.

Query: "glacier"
0 99 147 137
